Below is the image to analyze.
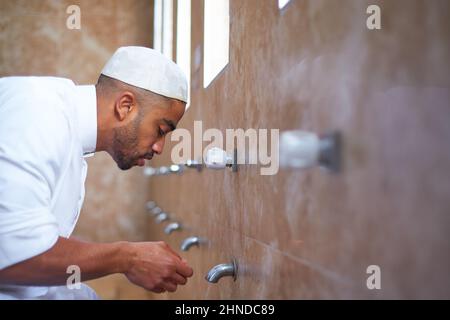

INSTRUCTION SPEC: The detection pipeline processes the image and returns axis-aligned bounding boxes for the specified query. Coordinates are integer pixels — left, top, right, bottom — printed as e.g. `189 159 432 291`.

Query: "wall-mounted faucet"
185 159 203 172
144 167 157 177
146 201 156 210
144 164 189 177
205 147 238 172
155 212 170 224
180 236 201 251
158 166 170 175
146 202 164 217
164 222 182 235
150 206 162 216
279 130 341 172
205 259 238 283
169 164 183 174
144 160 205 177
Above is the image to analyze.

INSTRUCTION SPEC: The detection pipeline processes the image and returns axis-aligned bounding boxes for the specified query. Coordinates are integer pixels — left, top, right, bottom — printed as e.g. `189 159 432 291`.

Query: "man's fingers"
164 244 182 260
176 261 194 278
163 282 177 292
171 272 188 285
162 243 193 278
152 287 166 293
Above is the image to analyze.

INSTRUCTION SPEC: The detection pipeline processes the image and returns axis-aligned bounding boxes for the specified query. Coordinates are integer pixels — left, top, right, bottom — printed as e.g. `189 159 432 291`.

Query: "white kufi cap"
101 46 188 103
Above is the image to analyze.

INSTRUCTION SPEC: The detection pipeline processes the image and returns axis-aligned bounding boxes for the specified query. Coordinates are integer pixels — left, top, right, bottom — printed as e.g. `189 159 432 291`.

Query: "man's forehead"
168 99 186 121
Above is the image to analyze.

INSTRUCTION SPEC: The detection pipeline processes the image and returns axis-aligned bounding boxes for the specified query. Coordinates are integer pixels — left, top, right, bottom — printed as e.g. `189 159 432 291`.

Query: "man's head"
96 75 185 170
95 47 188 170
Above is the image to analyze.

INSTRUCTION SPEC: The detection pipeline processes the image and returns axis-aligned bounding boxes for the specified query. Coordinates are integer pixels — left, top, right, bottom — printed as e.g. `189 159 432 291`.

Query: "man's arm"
0 237 193 293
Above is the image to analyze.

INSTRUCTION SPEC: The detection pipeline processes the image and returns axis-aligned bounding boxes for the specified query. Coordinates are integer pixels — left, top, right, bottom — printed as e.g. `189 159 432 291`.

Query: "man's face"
111 99 185 170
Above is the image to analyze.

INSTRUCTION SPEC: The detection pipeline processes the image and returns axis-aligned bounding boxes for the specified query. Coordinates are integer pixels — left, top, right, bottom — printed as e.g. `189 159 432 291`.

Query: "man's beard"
112 116 141 170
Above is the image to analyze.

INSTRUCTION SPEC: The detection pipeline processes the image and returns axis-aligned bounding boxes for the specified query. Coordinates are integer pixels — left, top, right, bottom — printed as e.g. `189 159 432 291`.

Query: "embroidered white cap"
101 46 188 103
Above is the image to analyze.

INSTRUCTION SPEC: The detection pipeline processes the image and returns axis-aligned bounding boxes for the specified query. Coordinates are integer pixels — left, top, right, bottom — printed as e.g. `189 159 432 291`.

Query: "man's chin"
117 164 131 171
116 160 135 171
114 154 146 170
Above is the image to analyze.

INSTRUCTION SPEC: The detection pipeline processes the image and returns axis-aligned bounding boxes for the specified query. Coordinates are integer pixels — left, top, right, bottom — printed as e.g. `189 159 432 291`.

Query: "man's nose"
152 136 165 155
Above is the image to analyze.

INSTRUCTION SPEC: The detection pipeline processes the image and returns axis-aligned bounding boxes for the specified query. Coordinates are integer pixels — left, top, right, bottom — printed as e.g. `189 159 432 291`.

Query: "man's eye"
159 128 165 136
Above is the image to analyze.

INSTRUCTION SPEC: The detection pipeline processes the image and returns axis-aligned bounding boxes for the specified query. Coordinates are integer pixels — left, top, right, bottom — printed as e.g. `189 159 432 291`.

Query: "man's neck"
95 85 110 153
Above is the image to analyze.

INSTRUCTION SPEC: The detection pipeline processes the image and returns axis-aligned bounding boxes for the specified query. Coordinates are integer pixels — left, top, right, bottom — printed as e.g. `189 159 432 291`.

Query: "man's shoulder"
0 76 76 97
0 77 78 163
0 76 75 85
0 76 78 140
0 76 78 118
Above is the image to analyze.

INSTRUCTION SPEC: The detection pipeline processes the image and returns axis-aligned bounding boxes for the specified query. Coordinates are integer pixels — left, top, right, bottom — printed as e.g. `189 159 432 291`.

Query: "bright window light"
278 0 292 9
177 0 191 109
203 0 229 88
153 0 162 52
154 0 173 60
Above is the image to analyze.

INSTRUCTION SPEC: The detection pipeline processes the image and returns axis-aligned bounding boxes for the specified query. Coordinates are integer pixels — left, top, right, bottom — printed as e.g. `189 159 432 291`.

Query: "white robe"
0 77 98 299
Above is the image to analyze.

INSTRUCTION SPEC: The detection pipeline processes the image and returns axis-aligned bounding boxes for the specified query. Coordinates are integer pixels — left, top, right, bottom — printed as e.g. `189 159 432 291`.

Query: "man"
0 46 193 299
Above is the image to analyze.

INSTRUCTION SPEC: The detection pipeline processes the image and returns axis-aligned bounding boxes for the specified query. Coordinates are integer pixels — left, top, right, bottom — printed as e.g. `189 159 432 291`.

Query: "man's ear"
114 91 136 121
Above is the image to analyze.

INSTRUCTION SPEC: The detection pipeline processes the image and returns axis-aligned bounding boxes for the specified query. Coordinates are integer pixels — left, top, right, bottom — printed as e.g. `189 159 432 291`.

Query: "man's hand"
123 241 193 293
0 237 193 294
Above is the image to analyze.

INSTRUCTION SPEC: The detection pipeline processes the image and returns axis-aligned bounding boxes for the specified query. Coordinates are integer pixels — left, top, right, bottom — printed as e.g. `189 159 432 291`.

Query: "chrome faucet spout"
180 236 200 251
164 222 182 234
155 212 169 223
205 259 238 283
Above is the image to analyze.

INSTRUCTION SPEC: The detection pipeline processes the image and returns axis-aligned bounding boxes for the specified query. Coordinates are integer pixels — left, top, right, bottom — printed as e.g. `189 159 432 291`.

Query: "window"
154 0 173 60
176 0 191 108
203 0 229 88
278 0 292 10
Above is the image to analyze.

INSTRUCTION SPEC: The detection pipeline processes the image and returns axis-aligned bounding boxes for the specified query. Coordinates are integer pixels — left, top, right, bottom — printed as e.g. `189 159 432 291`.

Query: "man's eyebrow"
162 118 176 131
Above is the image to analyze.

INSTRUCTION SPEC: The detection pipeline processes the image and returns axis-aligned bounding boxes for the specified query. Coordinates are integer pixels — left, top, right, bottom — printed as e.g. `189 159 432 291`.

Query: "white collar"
74 85 97 156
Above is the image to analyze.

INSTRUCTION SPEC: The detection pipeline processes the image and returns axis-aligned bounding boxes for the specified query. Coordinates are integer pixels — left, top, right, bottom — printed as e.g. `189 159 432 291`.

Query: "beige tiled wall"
147 0 450 299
